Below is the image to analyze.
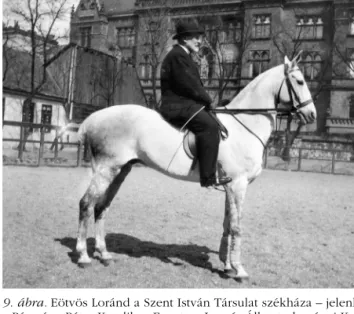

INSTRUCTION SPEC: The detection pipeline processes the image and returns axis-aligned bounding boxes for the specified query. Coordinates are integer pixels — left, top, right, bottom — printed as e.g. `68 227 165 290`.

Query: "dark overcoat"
160 45 212 109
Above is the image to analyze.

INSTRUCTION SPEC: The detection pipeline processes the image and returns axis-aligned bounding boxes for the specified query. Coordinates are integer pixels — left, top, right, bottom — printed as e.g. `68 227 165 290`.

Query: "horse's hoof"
224 269 238 278
224 269 250 281
78 262 92 269
101 259 112 267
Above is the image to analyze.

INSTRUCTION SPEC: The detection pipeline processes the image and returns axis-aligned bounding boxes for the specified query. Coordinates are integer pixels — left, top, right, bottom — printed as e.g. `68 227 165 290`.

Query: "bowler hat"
172 20 205 40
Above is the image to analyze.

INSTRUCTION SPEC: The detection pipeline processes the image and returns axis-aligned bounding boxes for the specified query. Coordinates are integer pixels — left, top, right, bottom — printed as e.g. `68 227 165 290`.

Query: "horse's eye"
296 79 304 85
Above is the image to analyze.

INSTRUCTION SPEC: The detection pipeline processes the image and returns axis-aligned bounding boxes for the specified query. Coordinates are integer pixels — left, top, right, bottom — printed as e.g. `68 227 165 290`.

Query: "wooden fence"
2 121 86 167
3 121 354 175
264 146 354 175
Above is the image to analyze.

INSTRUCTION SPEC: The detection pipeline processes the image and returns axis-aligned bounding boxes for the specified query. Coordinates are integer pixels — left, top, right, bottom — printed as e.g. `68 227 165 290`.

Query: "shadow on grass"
55 233 232 279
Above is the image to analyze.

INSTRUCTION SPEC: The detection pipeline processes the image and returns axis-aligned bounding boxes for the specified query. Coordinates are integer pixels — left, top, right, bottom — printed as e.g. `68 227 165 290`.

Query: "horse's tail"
78 119 87 144
78 119 97 170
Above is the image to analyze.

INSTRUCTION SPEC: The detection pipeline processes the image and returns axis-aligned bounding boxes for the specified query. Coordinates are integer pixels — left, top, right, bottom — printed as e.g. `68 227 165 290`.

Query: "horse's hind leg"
76 163 129 267
94 163 132 265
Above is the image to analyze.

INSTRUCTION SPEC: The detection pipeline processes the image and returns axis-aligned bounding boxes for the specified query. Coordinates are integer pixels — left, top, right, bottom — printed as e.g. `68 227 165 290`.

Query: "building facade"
70 0 354 135
2 22 145 149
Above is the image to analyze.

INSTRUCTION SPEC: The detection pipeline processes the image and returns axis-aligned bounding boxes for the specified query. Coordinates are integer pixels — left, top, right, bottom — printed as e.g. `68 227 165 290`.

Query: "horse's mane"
228 64 284 108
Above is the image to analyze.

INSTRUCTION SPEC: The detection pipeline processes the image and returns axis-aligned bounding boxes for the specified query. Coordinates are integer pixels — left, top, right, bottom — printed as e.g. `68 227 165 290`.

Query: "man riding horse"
159 20 232 188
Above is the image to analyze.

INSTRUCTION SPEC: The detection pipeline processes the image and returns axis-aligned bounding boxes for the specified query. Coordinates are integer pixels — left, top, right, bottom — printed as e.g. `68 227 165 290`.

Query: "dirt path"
3 166 354 288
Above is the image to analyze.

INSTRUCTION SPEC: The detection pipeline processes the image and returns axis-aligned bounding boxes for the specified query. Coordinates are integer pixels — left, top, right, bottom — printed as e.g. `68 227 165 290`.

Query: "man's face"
184 34 203 53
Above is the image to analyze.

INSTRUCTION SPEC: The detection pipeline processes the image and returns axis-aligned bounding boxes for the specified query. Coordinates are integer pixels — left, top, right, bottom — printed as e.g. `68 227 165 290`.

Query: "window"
22 101 35 123
147 95 156 109
80 27 91 48
296 16 323 39
198 46 215 82
139 55 152 80
252 15 271 39
249 50 270 78
117 27 135 48
348 49 354 78
2 97 5 122
41 105 52 133
302 52 322 80
222 62 238 78
350 95 354 119
350 13 354 35
205 20 242 44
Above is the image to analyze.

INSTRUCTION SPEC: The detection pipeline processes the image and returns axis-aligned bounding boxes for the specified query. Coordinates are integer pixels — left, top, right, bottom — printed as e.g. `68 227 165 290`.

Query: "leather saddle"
183 112 228 160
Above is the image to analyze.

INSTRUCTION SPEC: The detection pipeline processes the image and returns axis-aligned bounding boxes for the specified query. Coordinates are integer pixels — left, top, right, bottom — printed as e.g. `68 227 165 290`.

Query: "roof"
2 48 63 99
77 0 135 15
102 0 135 14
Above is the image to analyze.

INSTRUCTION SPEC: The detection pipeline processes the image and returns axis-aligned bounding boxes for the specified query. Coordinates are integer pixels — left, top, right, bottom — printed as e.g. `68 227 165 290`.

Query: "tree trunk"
281 115 302 162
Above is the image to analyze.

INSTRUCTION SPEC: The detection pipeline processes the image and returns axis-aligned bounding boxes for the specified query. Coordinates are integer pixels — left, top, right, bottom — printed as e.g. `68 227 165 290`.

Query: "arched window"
198 47 214 82
303 52 322 80
316 18 323 39
80 27 92 48
227 23 234 43
249 50 270 78
349 50 354 78
263 16 271 38
117 29 125 47
250 51 260 77
313 54 322 79
296 18 304 38
235 22 242 42
350 16 354 35
254 16 262 38
129 29 136 47
210 26 217 44
296 16 322 39
140 55 152 80
305 18 314 39
124 29 130 47
218 28 226 44
252 15 271 39
304 54 313 79
261 51 269 73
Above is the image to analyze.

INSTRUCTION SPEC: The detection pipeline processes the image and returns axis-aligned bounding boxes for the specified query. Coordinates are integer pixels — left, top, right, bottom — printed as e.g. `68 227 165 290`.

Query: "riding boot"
197 129 232 187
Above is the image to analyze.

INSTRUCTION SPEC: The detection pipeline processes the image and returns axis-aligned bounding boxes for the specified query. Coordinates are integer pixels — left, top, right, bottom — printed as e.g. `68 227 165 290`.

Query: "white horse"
76 54 316 280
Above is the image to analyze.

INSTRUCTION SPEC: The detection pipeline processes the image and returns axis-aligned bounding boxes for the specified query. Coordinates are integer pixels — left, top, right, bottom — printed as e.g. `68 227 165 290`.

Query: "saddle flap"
183 130 196 160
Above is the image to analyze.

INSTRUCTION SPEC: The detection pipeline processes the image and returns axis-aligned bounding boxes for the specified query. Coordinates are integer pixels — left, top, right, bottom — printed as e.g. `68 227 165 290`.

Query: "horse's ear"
284 55 291 65
293 50 303 64
284 56 291 73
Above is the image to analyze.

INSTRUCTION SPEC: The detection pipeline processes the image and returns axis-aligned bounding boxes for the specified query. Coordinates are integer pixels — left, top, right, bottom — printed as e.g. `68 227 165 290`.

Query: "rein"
211 67 312 149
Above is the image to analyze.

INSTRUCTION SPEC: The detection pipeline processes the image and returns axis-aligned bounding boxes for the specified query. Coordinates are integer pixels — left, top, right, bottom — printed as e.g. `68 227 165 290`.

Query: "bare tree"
86 54 124 108
10 0 69 97
6 0 70 149
272 6 332 161
137 0 171 109
331 6 354 79
197 14 253 105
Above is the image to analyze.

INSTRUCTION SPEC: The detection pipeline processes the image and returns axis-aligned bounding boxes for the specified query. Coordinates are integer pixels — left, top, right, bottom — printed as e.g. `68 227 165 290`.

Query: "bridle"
276 65 313 113
212 64 314 149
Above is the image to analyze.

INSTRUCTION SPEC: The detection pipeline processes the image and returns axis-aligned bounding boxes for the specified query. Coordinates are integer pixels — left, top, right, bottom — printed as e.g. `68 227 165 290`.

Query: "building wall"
330 90 353 118
2 93 67 149
70 0 354 135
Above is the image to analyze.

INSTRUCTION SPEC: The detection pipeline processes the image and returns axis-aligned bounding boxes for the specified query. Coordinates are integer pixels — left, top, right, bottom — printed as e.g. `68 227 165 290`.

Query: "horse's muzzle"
298 102 317 124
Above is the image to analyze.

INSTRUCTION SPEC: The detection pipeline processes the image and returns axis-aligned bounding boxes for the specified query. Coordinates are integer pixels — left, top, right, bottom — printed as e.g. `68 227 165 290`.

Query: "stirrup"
201 176 232 188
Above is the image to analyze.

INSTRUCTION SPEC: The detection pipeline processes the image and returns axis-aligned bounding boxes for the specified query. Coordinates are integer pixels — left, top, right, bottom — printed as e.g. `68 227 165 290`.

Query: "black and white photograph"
2 0 354 297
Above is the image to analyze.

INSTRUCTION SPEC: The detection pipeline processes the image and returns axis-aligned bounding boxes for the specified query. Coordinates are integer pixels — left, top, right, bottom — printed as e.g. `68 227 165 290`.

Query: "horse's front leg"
221 179 249 279
219 196 232 271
